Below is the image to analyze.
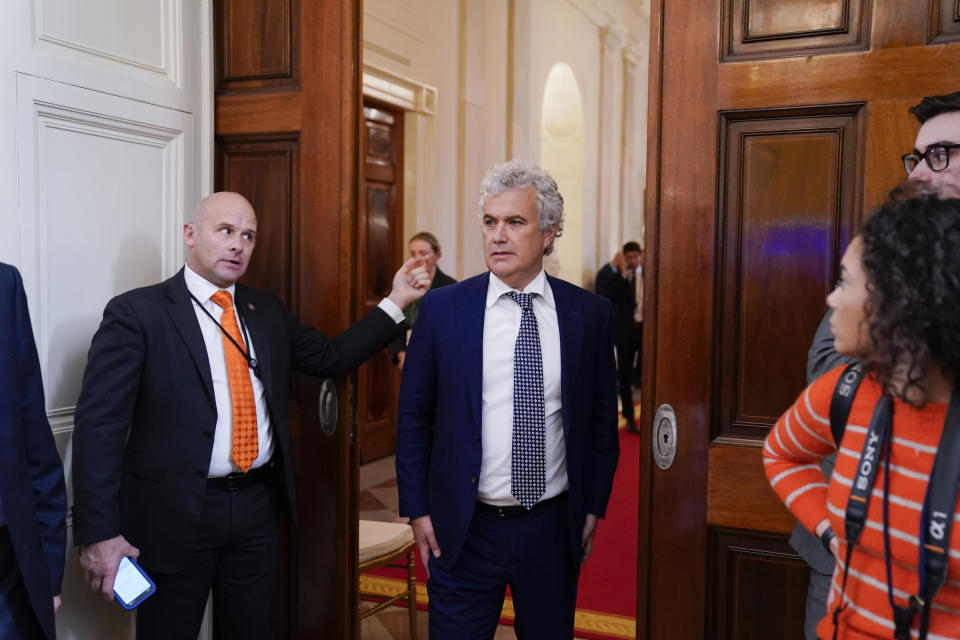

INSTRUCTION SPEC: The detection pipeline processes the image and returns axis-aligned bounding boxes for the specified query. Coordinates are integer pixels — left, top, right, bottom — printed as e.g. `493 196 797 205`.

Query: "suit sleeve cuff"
377 298 405 324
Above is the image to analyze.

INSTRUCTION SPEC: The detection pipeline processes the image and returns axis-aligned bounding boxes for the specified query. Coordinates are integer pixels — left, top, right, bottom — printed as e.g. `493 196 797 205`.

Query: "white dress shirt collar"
183 263 236 302
485 268 555 311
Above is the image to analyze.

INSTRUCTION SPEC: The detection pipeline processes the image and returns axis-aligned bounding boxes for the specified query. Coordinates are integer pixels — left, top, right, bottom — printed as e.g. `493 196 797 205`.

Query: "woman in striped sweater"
764 197 960 640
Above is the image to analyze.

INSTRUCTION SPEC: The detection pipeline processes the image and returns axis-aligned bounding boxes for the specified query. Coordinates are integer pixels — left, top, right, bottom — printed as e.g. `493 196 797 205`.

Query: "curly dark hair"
859 197 960 404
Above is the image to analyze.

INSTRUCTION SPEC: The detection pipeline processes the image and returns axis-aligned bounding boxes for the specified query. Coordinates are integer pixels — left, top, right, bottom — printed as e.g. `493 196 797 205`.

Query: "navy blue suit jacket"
72 269 399 573
396 272 619 572
0 263 67 639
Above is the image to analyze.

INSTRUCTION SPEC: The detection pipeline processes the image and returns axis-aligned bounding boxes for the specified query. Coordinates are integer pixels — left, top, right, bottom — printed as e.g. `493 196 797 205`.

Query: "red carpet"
362 403 640 639
575 410 639 625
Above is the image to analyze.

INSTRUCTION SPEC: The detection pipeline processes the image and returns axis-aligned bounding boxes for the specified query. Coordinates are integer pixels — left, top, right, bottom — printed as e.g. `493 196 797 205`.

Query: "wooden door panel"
706 445 793 533
214 0 298 90
721 0 871 60
214 0 360 637
357 102 403 463
931 0 960 42
363 186 395 299
216 135 300 307
715 107 863 438
708 528 807 640
642 0 960 638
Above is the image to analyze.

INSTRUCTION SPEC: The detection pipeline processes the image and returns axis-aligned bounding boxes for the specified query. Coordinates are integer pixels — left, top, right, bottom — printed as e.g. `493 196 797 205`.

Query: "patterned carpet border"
359 575 636 639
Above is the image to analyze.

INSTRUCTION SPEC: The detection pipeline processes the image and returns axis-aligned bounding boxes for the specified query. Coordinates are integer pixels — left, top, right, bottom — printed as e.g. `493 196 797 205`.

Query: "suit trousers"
0 527 43 640
615 323 643 423
135 478 282 640
427 494 578 640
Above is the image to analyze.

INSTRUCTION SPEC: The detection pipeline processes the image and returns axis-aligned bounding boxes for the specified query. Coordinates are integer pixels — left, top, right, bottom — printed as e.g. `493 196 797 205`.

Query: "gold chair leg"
407 549 417 639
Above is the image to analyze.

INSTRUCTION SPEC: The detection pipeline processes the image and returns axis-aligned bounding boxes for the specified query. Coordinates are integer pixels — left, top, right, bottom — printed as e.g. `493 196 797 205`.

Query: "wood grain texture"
215 135 300 308
215 92 303 136
642 0 960 638
636 0 665 632
721 0 870 61
707 528 807 639
356 100 403 464
214 0 299 91
214 0 361 636
714 106 863 439
706 444 796 533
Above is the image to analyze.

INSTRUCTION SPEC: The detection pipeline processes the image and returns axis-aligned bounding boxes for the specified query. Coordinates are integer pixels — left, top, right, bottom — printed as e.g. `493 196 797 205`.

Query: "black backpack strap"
829 362 864 446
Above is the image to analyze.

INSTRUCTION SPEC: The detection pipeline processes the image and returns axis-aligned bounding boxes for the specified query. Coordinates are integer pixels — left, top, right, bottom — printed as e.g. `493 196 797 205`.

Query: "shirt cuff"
377 298 405 324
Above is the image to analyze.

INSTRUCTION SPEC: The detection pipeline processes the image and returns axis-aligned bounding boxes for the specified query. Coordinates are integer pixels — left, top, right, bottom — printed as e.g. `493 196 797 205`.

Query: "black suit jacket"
72 269 399 573
594 263 639 343
0 264 66 640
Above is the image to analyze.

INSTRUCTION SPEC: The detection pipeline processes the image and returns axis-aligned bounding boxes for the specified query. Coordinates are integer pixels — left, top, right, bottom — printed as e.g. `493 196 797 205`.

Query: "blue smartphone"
113 557 156 610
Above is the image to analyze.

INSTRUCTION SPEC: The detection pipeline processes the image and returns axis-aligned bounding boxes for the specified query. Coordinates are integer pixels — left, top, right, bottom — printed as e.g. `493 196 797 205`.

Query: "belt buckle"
223 474 246 491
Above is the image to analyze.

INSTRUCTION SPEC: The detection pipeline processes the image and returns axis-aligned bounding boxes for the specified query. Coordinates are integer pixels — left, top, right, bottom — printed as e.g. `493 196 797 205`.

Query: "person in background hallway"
0 263 67 640
765 197 960 639
396 160 620 639
792 90 960 640
595 241 643 433
390 231 457 371
72 192 430 640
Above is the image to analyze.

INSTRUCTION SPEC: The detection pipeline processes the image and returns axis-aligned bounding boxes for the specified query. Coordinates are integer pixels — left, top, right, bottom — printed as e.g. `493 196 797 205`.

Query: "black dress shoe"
624 419 640 434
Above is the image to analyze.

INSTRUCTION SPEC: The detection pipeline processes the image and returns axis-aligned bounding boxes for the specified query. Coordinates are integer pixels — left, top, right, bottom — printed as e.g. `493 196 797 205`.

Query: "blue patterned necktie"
509 291 545 509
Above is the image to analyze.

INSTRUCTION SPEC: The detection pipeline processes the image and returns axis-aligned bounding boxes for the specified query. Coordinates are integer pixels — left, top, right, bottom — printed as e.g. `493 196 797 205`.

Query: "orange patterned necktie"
210 290 258 472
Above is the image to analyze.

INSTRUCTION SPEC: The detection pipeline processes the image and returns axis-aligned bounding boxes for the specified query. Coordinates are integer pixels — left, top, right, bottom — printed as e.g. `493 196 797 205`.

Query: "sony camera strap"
914 386 960 639
830 361 864 446
189 293 261 379
832 394 891 640
834 387 960 640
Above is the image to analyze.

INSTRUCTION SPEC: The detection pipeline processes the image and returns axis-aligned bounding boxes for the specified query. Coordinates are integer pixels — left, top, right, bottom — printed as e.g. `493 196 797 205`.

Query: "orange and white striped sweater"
764 365 960 640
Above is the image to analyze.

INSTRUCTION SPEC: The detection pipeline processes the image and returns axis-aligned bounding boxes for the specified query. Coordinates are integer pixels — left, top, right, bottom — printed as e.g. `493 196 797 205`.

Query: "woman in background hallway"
391 232 457 370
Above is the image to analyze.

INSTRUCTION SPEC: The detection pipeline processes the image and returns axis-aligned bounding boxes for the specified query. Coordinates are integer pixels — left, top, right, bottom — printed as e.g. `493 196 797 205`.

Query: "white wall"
363 0 649 288
0 1 212 637
363 0 463 275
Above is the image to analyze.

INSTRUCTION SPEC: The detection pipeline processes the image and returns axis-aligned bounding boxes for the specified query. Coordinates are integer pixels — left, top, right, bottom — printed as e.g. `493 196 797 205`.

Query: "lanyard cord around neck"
189 292 261 379
835 387 960 640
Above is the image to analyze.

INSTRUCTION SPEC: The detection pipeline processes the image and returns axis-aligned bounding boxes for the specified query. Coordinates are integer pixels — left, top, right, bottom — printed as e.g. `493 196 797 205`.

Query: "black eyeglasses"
902 143 960 175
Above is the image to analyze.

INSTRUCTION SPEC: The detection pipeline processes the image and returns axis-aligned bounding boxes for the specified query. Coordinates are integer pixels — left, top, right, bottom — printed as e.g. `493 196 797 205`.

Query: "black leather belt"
476 492 567 519
206 460 276 491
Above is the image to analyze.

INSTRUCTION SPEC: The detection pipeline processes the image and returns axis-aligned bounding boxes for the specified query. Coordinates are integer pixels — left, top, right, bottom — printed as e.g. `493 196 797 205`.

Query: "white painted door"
0 1 212 637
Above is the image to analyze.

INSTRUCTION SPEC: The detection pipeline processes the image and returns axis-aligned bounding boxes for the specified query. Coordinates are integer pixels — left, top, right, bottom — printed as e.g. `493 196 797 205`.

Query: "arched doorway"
540 62 585 286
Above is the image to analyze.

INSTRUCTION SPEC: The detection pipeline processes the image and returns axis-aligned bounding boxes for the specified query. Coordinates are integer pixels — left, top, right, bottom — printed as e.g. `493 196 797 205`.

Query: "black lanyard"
834 387 960 640
189 293 261 379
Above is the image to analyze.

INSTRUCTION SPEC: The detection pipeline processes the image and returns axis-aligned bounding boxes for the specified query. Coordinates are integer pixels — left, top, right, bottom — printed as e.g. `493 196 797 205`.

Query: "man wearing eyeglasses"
902 94 960 198
793 90 960 640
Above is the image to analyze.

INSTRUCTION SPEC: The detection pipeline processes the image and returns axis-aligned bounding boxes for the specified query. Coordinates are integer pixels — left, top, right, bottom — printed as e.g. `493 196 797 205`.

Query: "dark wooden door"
639 2 960 638
357 102 404 463
213 0 362 637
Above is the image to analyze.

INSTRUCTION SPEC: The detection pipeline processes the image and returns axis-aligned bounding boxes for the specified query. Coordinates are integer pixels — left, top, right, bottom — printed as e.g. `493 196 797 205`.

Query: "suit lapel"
234 286 273 395
549 276 582 435
457 274 488 428
164 270 215 406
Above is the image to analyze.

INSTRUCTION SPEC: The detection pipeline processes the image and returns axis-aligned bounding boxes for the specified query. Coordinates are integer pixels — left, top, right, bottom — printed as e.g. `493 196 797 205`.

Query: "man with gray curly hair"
397 159 620 638
478 159 565 255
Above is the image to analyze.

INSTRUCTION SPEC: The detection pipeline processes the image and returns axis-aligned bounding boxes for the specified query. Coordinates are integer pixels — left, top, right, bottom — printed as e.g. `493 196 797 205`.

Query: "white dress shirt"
184 265 274 477
478 269 567 505
184 266 405 477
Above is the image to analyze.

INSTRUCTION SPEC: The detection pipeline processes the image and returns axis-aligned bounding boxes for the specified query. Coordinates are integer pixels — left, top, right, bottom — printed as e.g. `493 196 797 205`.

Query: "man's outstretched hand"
387 258 432 310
